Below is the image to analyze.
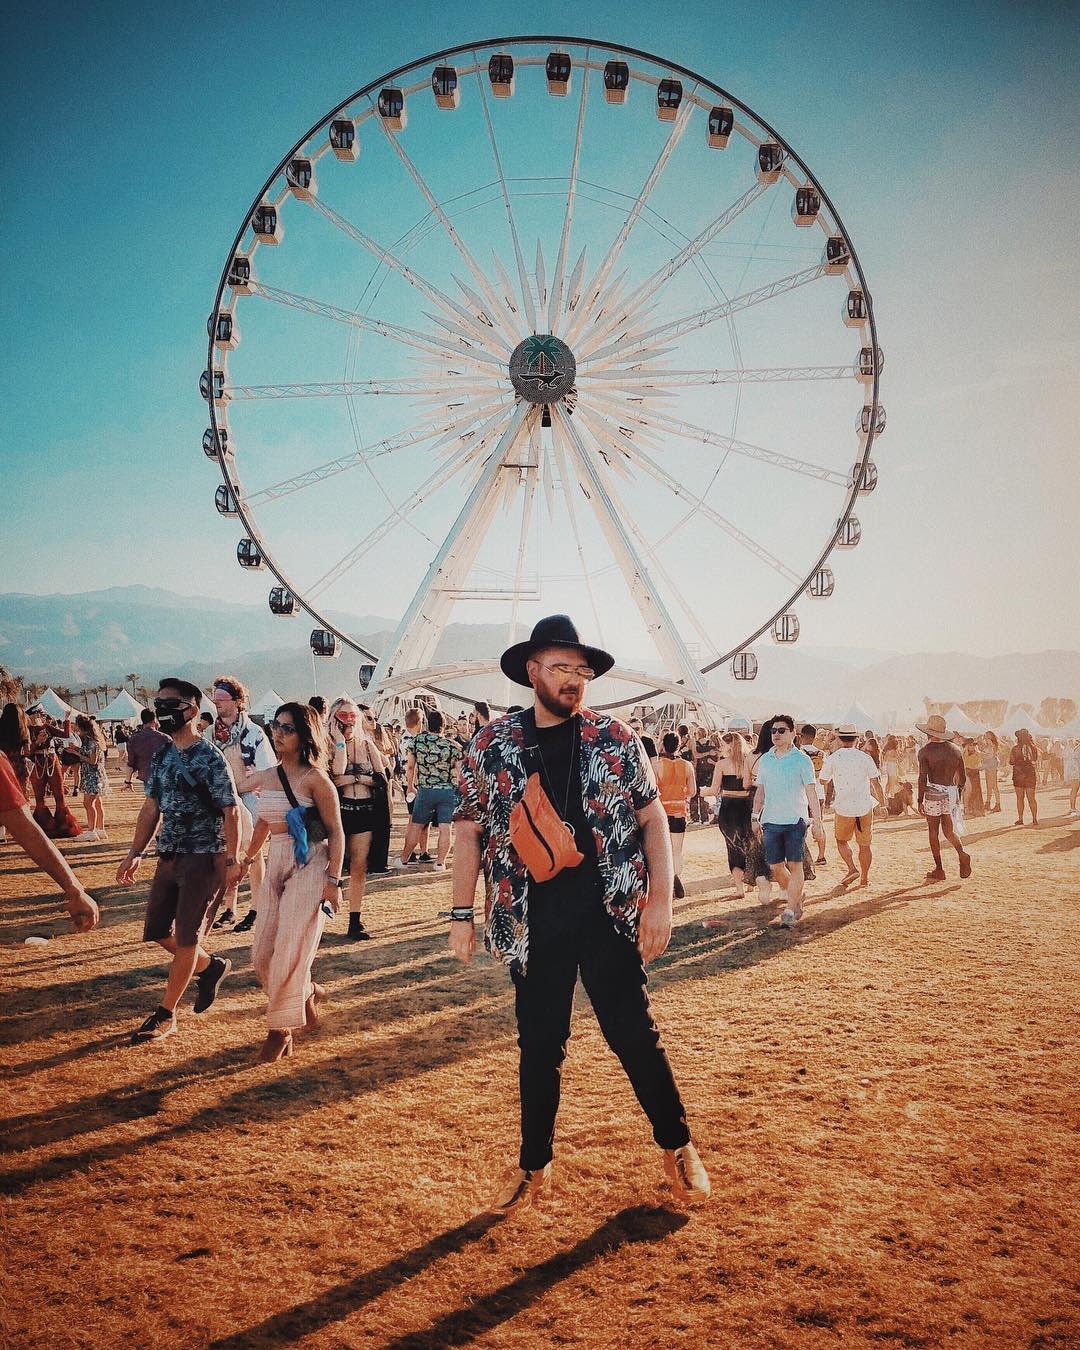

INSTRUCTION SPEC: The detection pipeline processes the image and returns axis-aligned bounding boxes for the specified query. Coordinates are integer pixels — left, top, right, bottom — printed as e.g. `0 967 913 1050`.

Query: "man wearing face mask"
116 678 241 1042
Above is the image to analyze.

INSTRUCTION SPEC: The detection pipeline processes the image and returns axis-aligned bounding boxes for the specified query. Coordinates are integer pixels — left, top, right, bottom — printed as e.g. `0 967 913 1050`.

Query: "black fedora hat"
500 615 615 688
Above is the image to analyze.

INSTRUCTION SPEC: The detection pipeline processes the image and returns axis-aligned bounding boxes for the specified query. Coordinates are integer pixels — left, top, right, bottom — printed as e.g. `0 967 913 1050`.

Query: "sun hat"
835 723 859 736
916 714 955 742
499 614 615 688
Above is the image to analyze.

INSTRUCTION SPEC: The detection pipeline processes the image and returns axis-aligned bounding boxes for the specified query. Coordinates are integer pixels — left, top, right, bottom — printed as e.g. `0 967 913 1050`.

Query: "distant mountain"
1 587 1077 711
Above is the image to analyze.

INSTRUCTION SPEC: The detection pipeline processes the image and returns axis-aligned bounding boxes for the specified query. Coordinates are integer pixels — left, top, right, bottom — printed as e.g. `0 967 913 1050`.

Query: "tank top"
657 756 692 816
257 781 314 827
720 773 746 792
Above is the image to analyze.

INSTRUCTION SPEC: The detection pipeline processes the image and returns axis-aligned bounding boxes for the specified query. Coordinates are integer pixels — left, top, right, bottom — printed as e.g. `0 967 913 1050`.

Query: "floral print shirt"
454 708 658 974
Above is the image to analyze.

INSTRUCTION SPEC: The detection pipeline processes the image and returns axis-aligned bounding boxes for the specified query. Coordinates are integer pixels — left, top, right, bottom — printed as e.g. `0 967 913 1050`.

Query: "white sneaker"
390 857 404 871
433 862 446 872
780 908 797 928
80 830 99 842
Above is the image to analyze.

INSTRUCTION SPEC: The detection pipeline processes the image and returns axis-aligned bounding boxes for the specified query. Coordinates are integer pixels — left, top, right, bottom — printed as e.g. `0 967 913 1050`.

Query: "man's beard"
535 684 584 720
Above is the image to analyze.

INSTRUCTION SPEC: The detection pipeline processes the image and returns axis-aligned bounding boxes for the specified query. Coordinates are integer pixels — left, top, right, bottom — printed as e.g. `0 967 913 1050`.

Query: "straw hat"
916 714 955 742
835 723 859 737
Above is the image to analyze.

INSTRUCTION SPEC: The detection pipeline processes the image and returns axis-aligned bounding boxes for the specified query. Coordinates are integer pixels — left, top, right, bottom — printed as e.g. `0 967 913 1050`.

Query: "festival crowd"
2 617 1078 1212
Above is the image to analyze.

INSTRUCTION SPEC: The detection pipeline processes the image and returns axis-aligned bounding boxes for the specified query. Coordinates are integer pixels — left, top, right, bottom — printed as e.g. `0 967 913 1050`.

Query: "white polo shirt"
820 747 882 817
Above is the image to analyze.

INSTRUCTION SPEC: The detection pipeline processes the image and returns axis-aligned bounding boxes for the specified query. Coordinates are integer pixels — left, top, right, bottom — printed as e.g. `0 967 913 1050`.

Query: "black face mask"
155 701 194 734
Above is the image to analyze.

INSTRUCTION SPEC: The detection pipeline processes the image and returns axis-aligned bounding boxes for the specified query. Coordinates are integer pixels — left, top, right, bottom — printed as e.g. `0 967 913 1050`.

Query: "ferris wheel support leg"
553 407 709 702
370 401 532 687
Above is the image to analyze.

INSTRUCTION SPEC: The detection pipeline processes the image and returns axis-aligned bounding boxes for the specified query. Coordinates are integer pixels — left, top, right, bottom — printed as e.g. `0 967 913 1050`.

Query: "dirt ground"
2 765 1078 1348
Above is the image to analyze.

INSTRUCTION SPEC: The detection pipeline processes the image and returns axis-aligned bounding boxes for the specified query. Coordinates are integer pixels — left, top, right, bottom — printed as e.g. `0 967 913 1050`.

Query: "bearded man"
449 615 710 1214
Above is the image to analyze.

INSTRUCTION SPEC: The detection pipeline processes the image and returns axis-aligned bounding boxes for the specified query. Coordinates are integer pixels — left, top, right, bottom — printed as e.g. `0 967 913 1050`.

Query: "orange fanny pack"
509 772 584 883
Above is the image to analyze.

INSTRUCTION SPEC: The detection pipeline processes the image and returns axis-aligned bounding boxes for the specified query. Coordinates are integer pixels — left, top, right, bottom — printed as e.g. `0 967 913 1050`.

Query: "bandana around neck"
214 713 243 750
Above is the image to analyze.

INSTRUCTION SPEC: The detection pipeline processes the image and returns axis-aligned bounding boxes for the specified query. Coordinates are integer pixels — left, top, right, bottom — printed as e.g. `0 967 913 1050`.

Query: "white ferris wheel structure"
203 35 882 713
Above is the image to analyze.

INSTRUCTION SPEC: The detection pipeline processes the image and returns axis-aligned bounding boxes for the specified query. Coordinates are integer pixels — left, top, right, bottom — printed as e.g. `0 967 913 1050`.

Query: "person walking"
123 708 171 791
689 727 717 825
210 677 277 931
709 732 753 897
881 735 902 799
71 715 110 841
656 732 695 899
819 725 885 887
116 678 240 1043
961 738 985 817
239 703 345 1061
797 724 827 865
328 696 388 940
751 715 826 928
392 709 461 872
1009 728 1039 825
1063 738 1079 816
450 615 710 1213
916 714 972 881
979 731 1001 813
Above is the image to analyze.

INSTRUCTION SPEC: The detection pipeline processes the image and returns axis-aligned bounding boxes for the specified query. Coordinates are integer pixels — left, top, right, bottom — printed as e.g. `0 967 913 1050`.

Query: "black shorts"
666 814 687 834
339 796 377 837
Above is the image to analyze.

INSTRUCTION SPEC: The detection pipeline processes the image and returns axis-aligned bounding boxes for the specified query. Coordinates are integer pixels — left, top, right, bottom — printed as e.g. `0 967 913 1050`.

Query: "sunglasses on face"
154 698 193 712
771 727 792 736
268 719 298 734
537 662 596 681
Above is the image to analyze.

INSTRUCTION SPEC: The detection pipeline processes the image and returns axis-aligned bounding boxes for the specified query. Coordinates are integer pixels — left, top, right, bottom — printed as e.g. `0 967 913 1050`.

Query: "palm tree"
126 673 140 696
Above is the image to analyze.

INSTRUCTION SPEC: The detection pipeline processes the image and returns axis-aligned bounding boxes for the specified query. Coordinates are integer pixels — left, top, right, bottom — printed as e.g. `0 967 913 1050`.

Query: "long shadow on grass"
210 1205 685 1349
0 881 951 1194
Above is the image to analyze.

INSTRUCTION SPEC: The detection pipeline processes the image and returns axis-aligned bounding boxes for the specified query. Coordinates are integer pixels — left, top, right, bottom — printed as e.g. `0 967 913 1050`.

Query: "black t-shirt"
529 713 602 905
640 734 658 761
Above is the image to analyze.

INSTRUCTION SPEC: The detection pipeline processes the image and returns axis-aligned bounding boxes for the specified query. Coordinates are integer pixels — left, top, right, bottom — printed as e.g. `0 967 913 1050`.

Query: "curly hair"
212 676 248 707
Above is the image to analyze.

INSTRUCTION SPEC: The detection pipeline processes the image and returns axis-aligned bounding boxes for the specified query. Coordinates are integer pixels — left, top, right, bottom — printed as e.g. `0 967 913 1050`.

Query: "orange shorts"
835 812 873 845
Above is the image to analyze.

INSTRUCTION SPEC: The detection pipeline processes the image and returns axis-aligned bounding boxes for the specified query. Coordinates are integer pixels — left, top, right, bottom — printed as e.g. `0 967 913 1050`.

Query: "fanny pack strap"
277 765 301 809
169 744 220 815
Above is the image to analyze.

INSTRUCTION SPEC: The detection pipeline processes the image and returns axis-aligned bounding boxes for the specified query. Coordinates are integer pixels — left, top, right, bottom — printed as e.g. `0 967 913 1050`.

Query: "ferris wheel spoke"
582 180 770 355
564 98 694 348
577 405 802 585
225 377 481 400
548 425 608 649
547 61 591 331
553 405 708 698
635 405 851 486
579 261 832 369
473 56 538 334
306 430 496 601
305 194 510 356
504 463 540 670
370 400 533 684
375 114 522 349
247 280 505 368
580 363 856 389
574 417 720 661
246 400 505 505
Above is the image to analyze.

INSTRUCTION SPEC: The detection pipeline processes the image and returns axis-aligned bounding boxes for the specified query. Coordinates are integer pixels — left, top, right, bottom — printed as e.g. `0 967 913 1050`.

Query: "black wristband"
449 908 475 923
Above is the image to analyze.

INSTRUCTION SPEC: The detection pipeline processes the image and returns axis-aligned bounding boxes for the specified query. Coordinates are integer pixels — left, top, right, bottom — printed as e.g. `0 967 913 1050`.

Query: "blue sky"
2 0 1077 666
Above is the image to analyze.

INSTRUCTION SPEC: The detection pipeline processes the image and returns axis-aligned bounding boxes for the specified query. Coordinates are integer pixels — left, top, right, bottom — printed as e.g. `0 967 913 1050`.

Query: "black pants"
512 888 690 1171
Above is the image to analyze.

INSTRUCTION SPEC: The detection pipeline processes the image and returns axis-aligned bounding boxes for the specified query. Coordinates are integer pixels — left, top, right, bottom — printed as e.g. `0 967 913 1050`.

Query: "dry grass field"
2 767 1078 1348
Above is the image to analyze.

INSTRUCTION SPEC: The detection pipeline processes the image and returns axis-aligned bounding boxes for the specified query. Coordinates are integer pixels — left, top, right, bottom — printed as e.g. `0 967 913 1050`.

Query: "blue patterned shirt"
455 708 658 974
145 739 238 854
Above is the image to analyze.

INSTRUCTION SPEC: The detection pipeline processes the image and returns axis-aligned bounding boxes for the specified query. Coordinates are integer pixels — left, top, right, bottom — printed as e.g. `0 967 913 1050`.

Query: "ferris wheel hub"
508 334 577 405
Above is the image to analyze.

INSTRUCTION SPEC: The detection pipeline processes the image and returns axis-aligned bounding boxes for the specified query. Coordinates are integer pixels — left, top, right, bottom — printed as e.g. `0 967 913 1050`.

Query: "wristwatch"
325 875 347 888
226 856 238 866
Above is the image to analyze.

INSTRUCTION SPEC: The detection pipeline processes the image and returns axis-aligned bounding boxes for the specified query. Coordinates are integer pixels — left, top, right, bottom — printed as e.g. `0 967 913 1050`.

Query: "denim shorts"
763 819 807 865
411 785 456 827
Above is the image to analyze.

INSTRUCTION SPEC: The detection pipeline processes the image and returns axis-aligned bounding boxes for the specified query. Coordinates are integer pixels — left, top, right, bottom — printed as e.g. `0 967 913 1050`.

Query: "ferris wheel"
203 35 882 710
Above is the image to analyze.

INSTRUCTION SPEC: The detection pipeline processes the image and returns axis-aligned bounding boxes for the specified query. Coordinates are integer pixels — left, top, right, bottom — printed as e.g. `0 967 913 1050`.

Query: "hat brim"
499 639 615 688
916 721 955 741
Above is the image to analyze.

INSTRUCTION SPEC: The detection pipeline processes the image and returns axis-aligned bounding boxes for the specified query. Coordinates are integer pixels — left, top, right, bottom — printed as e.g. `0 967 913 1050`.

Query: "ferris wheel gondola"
204 35 881 709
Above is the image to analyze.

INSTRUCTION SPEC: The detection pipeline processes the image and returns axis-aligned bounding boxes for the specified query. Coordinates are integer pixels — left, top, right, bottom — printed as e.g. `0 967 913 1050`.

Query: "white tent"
944 704 987 736
251 688 285 719
835 702 885 735
96 689 145 721
199 693 217 719
999 707 1043 736
32 688 75 719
